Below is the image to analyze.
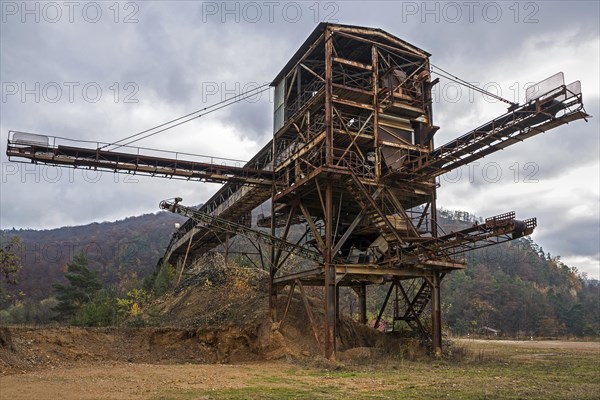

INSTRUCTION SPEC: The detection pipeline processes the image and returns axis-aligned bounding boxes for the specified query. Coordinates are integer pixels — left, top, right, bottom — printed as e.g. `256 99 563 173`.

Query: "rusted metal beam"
273 267 323 284
274 203 298 267
276 229 310 271
177 233 194 285
372 44 381 178
384 188 420 237
416 202 431 230
333 30 428 60
325 27 334 167
335 265 433 277
300 63 325 82
279 280 296 330
333 97 375 111
314 178 327 217
374 281 395 330
299 201 325 251
331 25 429 58
6 138 273 186
269 183 277 322
332 56 372 71
358 282 367 325
324 180 336 358
431 272 442 357
297 279 322 350
332 209 365 256
285 67 298 103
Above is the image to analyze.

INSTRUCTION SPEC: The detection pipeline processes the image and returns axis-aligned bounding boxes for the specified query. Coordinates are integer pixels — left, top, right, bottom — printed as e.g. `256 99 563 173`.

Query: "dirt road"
1 361 293 400
2 339 599 400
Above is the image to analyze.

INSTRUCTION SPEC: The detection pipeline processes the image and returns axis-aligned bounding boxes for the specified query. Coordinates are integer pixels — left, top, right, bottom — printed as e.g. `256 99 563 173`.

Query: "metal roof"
271 22 431 86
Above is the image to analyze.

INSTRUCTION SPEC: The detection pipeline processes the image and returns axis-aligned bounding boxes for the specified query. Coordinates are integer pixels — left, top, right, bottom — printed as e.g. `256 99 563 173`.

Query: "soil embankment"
1 257 407 374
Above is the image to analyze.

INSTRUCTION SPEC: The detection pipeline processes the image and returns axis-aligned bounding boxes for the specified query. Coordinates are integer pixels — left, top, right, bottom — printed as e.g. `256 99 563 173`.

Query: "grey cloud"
1 1 598 276
533 201 600 259
0 159 219 229
538 218 600 259
220 99 273 142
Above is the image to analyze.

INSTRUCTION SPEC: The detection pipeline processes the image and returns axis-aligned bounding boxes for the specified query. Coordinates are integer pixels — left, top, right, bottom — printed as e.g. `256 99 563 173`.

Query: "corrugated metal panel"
273 79 285 132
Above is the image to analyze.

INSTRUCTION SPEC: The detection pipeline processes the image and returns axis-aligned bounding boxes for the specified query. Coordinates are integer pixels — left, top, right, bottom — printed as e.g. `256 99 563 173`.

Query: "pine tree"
72 290 116 327
52 252 102 321
153 263 174 297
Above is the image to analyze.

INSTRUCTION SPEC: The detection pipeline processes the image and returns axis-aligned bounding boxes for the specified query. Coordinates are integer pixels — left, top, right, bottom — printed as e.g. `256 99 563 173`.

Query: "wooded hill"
1 209 598 337
1 212 185 301
433 209 598 337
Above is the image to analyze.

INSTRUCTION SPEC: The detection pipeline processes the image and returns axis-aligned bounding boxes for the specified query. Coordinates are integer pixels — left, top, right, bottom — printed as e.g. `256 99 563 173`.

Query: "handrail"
8 130 255 169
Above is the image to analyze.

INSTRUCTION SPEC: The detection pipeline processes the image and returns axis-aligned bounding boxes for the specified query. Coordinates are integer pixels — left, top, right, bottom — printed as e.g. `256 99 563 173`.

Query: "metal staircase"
344 173 402 245
395 280 432 338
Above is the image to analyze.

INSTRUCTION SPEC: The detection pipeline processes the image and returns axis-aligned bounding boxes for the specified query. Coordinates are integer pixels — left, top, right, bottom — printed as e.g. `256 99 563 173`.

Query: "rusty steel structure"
6 23 588 358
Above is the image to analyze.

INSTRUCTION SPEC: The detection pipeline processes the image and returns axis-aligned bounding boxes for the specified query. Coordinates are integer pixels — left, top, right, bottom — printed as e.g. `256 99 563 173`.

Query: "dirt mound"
148 255 407 359
155 255 270 330
1 256 411 373
0 324 279 374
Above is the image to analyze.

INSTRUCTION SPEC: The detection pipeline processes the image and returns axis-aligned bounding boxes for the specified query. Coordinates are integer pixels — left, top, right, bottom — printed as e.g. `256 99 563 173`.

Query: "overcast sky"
1 1 598 278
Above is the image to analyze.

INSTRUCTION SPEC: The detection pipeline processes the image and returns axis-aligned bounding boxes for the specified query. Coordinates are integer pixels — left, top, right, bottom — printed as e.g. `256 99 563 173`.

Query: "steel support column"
321 25 337 359
269 184 277 322
375 281 395 329
325 26 333 165
431 271 442 357
358 282 367 325
324 181 336 358
335 285 340 321
372 44 380 178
